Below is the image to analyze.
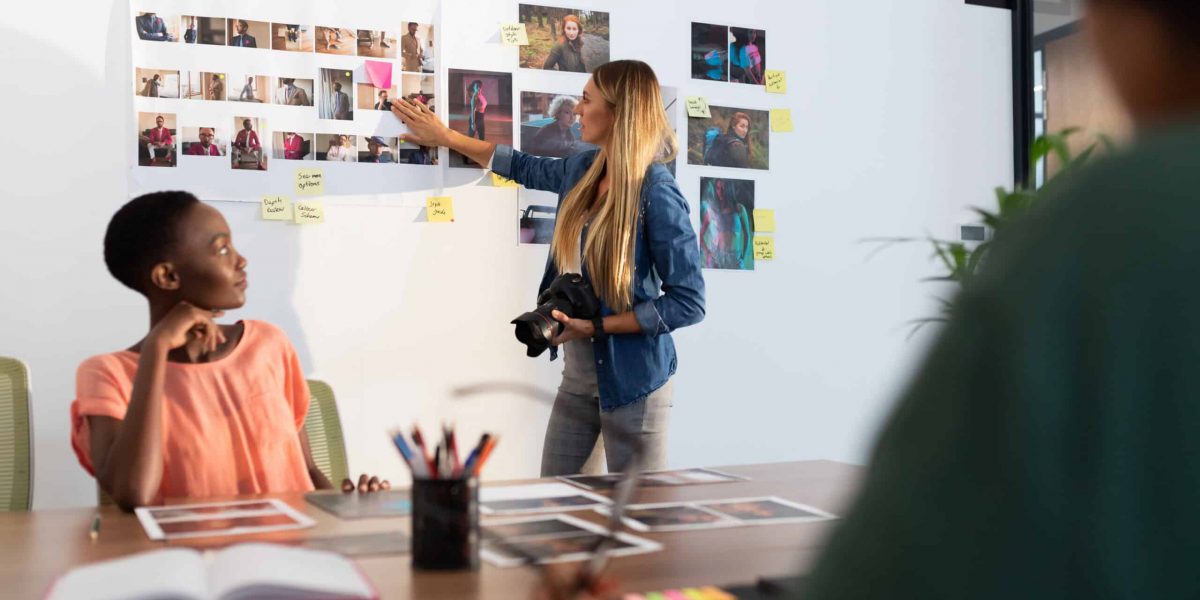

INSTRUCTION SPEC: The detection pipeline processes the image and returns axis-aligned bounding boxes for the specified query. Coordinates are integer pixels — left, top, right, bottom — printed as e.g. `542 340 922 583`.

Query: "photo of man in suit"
230 19 257 48
135 12 175 42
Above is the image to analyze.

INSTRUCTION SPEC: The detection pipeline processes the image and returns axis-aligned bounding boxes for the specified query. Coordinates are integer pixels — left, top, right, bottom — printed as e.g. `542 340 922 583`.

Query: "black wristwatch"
591 317 608 341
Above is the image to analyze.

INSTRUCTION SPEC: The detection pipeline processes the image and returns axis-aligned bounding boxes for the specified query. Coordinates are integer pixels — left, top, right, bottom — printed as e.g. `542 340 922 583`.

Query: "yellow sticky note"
753 209 776 232
491 172 519 188
426 196 455 222
295 168 324 195
685 96 711 118
770 108 794 133
261 195 292 221
293 200 325 224
500 23 529 45
765 70 787 94
753 236 775 260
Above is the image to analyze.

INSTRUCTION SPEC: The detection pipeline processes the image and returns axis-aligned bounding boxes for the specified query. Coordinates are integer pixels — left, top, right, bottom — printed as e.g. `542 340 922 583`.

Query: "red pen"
411 425 437 478
446 425 461 477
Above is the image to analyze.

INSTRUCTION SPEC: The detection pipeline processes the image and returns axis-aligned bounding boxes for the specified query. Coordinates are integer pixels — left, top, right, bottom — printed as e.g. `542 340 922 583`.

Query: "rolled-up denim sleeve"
491 144 568 194
634 181 706 336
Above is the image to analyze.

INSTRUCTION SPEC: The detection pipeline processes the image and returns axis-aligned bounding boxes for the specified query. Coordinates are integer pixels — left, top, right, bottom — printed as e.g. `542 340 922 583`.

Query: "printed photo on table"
273 132 314 161
518 4 610 73
228 74 269 103
135 68 179 99
137 112 176 167
317 134 357 162
691 22 728 82
700 177 755 270
482 516 595 541
181 16 225 45
272 77 314 107
135 12 179 42
401 73 436 108
271 23 314 52
399 23 435 73
394 139 437 165
358 136 398 163
701 497 837 524
315 26 355 55
227 19 268 48
181 126 227 157
319 69 355 121
230 116 266 171
729 27 767 85
619 504 739 531
447 69 513 168
356 29 397 59
356 83 398 111
519 92 584 159
687 105 769 170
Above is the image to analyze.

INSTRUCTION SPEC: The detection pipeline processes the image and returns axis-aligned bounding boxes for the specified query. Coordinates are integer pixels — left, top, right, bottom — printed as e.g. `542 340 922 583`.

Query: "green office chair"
304 380 350 486
0 357 33 511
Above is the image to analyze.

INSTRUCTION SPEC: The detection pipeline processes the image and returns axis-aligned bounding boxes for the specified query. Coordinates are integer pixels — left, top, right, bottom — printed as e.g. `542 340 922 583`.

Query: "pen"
461 433 490 476
446 426 461 477
474 436 499 476
390 430 428 478
411 425 437 478
89 513 101 541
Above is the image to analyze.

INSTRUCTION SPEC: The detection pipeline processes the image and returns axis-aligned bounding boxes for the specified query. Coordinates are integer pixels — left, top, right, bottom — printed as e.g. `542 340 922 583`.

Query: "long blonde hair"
550 60 678 310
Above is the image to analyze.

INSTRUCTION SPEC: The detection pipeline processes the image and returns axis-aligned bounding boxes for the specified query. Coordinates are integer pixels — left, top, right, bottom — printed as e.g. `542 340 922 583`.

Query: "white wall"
0 0 1012 509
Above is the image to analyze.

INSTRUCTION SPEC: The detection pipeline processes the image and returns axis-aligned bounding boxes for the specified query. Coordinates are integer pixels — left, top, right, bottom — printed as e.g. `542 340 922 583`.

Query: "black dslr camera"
511 274 601 357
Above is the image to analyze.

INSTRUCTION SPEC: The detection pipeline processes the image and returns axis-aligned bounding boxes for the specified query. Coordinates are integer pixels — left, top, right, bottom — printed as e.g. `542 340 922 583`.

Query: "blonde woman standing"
393 60 705 475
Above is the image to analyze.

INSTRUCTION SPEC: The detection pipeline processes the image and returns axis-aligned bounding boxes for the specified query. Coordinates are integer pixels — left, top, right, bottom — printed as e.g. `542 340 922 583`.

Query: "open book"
46 543 377 600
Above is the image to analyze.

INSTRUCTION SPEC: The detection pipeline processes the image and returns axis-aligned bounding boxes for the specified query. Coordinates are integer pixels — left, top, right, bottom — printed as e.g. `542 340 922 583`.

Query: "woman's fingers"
357 473 369 493
341 478 355 493
380 479 392 490
368 476 381 492
551 310 571 324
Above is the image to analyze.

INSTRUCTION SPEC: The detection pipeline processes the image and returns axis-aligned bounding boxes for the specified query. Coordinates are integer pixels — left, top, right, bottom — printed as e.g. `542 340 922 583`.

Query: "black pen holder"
411 477 480 570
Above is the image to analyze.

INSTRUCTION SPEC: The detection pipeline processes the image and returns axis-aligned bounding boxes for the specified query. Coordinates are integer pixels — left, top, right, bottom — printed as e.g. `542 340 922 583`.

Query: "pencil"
89 514 101 541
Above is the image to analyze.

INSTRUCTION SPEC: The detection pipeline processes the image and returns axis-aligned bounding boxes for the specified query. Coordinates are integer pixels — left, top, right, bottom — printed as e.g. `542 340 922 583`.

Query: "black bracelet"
591 317 607 341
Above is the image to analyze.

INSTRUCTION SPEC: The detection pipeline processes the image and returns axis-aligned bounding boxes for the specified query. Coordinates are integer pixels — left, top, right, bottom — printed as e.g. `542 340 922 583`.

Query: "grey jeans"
539 380 673 477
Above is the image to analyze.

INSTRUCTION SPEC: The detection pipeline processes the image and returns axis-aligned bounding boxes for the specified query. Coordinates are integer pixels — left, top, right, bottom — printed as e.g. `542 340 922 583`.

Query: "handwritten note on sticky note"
427 196 455 222
294 200 325 225
295 168 324 195
500 23 529 45
770 109 794 133
753 209 776 232
765 70 787 94
685 96 711 118
754 236 775 260
364 60 393 89
491 173 519 188
261 195 292 221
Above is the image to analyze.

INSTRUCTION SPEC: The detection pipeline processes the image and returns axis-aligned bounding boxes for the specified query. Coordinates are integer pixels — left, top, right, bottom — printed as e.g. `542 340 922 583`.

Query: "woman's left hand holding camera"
550 310 595 346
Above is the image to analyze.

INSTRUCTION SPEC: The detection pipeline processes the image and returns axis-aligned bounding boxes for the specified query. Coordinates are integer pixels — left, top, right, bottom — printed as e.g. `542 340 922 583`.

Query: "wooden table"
0 461 862 599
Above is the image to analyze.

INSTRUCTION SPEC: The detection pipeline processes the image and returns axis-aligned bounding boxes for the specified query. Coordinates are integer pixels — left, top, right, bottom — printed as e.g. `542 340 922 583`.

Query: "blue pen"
460 433 490 477
391 431 428 478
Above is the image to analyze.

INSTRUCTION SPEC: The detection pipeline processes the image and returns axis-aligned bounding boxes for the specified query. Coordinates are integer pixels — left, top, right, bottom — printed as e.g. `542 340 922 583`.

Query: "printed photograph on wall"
691 22 728 82
135 12 180 42
357 83 398 111
271 23 314 52
319 68 355 120
699 177 755 270
359 135 399 163
227 19 268 48
448 69 513 168
356 29 397 58
181 16 225 45
518 5 610 73
687 105 769 170
230 116 266 171
401 73 436 106
317 134 357 162
135 68 179 99
272 77 314 106
316 26 355 55
518 200 558 245
181 72 203 100
137 112 176 167
395 139 437 165
273 131 314 161
227 74 270 103
728 27 767 85
196 72 227 101
520 92 584 158
399 23 435 73
181 126 227 157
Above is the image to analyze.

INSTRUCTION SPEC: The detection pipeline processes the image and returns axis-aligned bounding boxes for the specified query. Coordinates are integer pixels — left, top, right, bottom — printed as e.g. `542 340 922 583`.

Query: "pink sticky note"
364 60 393 89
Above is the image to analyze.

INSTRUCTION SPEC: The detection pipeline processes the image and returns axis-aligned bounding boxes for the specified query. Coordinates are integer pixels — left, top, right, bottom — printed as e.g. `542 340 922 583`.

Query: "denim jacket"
493 144 706 411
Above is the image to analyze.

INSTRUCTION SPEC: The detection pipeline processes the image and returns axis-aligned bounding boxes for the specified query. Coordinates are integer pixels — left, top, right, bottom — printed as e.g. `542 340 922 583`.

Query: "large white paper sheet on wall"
129 0 443 203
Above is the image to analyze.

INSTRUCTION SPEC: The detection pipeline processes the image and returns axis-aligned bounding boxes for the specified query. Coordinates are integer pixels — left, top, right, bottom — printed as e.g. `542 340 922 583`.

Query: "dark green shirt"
804 121 1200 599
